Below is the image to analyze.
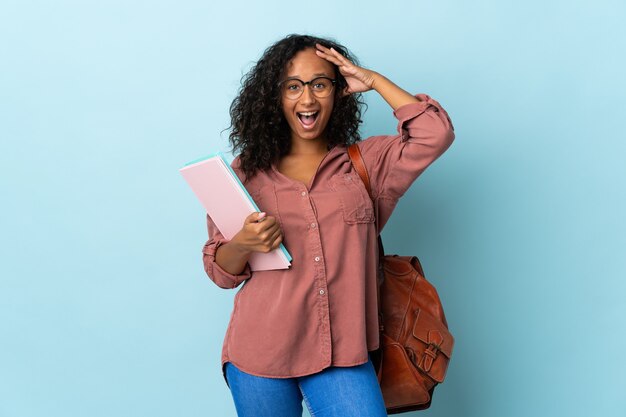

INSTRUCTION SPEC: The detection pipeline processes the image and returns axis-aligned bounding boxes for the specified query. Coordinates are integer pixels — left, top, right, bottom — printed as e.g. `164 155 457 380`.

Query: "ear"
341 86 351 97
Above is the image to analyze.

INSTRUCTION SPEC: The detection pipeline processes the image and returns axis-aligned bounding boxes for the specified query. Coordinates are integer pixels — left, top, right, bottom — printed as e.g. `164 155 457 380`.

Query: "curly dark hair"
228 34 365 179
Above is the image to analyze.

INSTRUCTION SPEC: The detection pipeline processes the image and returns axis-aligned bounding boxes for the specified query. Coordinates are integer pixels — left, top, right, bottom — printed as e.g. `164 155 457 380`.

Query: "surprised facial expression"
280 48 336 146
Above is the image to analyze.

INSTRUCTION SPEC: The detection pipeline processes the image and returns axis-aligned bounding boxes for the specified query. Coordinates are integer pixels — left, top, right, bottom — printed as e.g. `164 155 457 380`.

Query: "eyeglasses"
279 77 336 100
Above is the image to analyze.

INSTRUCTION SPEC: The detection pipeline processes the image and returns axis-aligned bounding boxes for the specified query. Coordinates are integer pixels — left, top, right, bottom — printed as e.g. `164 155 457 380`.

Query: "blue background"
1 1 625 416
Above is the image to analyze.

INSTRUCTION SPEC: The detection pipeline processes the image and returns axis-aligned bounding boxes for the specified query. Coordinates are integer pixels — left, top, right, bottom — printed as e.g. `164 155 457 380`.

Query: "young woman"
202 34 455 417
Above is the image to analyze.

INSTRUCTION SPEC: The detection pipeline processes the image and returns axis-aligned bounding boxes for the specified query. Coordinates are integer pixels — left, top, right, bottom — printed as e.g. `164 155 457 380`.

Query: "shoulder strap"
347 144 373 199
348 143 383 247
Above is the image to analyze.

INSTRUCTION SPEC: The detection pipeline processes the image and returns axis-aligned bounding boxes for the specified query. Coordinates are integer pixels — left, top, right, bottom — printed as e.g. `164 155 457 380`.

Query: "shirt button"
301 191 307 197
319 289 325 295
310 223 316 228
314 256 321 262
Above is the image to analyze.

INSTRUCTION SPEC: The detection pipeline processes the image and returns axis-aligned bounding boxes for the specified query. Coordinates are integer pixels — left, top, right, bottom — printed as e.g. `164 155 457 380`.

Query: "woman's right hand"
231 212 283 254
214 212 283 276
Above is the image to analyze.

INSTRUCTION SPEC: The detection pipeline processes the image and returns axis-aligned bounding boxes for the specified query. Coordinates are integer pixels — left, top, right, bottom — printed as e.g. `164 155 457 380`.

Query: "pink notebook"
180 153 292 271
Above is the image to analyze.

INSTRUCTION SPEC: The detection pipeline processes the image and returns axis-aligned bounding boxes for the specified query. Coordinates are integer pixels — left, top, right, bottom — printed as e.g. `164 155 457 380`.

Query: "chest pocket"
328 172 375 224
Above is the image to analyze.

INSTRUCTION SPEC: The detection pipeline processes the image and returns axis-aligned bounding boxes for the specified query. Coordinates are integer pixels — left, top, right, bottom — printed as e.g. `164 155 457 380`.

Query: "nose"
300 84 316 104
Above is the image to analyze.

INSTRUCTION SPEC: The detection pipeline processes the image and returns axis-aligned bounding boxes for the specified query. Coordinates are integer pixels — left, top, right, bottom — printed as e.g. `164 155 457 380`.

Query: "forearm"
370 73 422 110
215 240 252 276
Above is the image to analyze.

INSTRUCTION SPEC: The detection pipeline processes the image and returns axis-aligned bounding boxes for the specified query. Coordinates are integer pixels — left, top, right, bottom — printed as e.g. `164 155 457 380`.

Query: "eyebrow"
285 72 331 79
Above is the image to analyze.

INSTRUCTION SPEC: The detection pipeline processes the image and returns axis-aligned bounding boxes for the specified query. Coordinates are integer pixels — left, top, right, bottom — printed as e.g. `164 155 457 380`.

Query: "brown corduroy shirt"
202 93 455 383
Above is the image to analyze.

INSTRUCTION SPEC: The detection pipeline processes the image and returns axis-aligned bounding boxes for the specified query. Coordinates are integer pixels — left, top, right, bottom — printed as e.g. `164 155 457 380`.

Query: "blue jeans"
224 355 388 417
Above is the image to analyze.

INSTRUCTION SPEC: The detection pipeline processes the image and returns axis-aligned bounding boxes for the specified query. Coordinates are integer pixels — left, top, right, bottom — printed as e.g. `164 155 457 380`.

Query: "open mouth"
297 111 319 129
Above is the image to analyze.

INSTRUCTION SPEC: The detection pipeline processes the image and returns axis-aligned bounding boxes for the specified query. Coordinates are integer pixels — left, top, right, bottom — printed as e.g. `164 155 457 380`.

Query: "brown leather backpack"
348 144 454 414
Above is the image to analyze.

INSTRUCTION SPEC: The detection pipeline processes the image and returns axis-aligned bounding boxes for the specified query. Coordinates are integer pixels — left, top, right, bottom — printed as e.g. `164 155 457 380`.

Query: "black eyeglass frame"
278 76 337 99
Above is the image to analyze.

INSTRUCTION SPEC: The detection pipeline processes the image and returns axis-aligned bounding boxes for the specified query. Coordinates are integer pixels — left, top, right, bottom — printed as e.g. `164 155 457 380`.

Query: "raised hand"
315 43 377 96
317 43 421 110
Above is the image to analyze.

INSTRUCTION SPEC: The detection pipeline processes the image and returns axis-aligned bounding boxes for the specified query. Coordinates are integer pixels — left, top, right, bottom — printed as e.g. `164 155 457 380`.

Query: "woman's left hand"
315 43 377 96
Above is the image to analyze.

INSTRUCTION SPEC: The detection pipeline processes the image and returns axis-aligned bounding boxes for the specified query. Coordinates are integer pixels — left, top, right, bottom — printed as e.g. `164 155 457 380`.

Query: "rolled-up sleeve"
359 93 455 230
202 214 251 289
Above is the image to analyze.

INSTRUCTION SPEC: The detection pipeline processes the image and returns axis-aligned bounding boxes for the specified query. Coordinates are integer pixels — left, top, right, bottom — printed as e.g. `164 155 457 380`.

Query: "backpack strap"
347 142 387 253
347 144 373 199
